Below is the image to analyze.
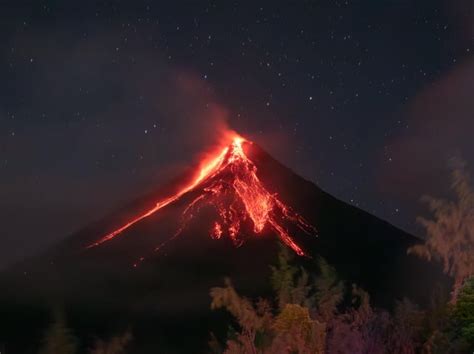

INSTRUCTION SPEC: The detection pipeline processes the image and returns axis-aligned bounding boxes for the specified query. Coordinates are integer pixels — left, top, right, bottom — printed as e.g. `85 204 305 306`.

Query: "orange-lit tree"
209 246 411 354
409 163 474 302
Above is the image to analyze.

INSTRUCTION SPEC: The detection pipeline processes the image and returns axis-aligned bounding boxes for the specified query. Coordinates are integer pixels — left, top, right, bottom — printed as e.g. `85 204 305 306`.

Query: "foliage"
325 285 396 354
313 257 344 321
270 245 344 319
271 246 298 309
409 164 474 301
37 310 133 354
272 304 325 354
451 277 474 350
273 304 312 336
88 330 132 354
210 278 273 334
383 279 473 353
38 310 77 354
210 247 403 353
210 241 474 353
210 278 273 353
391 298 425 353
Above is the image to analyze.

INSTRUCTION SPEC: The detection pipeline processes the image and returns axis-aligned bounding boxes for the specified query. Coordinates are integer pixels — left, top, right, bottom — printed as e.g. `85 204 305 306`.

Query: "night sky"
0 1 472 269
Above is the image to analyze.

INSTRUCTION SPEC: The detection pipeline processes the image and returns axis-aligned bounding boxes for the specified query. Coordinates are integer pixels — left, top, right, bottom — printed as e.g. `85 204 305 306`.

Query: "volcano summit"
0 133 449 353
88 134 316 261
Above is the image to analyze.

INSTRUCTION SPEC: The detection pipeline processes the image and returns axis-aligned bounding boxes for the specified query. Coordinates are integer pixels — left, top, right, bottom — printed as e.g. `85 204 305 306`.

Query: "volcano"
0 133 449 353
88 134 316 261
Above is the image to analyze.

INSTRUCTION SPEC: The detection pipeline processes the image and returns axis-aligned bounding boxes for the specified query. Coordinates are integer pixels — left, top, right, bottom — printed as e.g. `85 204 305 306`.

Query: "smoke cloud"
378 58 474 203
0 29 232 268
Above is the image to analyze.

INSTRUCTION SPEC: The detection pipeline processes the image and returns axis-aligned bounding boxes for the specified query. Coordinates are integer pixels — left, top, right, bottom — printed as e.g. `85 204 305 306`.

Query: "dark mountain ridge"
0 141 450 353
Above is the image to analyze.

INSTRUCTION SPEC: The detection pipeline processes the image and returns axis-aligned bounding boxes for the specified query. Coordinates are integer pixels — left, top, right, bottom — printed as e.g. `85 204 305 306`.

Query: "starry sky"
0 1 473 269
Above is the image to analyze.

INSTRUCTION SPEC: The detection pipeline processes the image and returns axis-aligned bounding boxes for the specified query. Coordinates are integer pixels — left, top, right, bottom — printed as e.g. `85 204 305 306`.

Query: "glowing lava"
88 134 316 257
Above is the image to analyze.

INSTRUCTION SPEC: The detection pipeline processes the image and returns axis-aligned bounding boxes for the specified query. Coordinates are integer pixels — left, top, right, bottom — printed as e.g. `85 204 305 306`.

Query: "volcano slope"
0 139 449 353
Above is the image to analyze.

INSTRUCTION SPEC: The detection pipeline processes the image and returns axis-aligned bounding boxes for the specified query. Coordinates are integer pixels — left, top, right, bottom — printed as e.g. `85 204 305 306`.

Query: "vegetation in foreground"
209 164 474 354
18 164 474 353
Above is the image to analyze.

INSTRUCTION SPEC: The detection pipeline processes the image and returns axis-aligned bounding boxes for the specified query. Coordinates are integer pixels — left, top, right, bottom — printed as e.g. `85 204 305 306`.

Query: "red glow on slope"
88 133 316 256
211 222 223 239
87 142 230 248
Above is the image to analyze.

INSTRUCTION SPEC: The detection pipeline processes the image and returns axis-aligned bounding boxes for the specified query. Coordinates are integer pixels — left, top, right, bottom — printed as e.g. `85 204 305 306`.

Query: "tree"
326 285 390 354
270 245 344 318
210 247 382 354
313 257 344 322
451 278 474 351
409 163 474 302
210 278 273 354
270 245 299 310
38 310 77 354
88 330 132 354
272 304 326 353
211 248 334 353
210 280 326 354
391 299 425 353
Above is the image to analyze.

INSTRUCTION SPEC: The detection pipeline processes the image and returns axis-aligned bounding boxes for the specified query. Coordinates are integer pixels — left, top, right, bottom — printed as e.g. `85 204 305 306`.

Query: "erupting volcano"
1 130 449 354
88 133 316 258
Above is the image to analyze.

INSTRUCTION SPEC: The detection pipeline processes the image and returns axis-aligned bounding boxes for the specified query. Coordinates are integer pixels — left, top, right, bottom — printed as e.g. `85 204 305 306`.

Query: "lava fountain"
88 133 316 257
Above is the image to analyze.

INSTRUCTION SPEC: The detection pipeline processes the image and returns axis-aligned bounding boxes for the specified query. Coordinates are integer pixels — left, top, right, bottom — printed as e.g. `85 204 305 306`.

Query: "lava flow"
88 134 316 257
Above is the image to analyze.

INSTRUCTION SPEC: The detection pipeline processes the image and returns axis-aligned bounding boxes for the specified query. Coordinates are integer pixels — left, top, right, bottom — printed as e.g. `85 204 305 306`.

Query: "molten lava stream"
87 134 317 259
86 145 229 248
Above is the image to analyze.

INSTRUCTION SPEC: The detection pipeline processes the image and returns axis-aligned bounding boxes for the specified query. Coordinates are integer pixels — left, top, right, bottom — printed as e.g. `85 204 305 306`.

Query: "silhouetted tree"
210 246 404 354
451 278 474 351
210 280 326 353
38 310 77 354
326 285 395 354
409 162 474 302
270 245 302 309
210 278 273 354
210 160 474 354
88 330 132 354
314 257 344 322
390 298 424 353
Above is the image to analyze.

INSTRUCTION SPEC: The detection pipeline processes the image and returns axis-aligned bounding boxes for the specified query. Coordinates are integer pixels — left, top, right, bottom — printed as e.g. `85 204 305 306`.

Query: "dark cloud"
0 30 231 268
0 1 472 269
379 59 474 203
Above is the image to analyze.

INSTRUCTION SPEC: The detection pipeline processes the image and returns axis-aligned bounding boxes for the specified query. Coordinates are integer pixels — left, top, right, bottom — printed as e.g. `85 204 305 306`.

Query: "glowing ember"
88 134 316 257
211 222 223 239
